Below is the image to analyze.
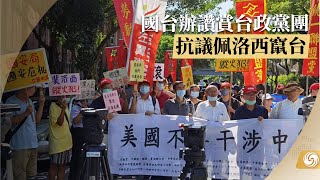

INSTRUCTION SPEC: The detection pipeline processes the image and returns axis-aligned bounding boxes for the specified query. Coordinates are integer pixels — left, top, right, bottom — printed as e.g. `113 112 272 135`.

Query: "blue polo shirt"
234 104 268 120
5 95 38 150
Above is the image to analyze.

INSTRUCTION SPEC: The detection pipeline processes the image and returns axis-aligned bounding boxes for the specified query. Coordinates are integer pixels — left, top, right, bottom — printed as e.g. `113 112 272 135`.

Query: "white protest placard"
108 115 303 179
153 63 164 81
49 73 81 96
103 68 130 88
103 90 122 112
75 80 95 100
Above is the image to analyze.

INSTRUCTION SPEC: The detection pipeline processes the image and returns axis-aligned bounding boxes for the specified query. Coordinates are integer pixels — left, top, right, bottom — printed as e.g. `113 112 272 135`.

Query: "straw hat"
283 82 304 94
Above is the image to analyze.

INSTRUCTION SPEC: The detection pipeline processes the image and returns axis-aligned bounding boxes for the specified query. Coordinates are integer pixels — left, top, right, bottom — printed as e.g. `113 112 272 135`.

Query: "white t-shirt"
194 100 230 122
129 95 161 114
270 98 303 120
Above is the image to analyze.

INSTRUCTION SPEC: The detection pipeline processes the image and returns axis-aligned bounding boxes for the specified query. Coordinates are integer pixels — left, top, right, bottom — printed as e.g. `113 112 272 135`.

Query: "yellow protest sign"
4 48 51 92
181 66 194 89
130 61 144 82
215 59 250 72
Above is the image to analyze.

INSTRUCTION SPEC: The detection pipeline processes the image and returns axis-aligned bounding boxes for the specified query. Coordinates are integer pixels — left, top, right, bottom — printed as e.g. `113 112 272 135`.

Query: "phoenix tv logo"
296 151 320 169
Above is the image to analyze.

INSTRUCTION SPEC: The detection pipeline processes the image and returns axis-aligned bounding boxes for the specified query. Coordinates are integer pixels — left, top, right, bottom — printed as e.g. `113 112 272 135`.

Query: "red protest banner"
302 0 319 77
127 0 167 83
236 0 267 86
164 50 177 81
243 59 267 86
113 0 134 47
106 45 127 71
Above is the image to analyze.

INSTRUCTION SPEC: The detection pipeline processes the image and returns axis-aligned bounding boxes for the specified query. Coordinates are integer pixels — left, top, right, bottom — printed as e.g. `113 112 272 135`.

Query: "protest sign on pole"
113 0 134 48
302 0 319 77
164 50 177 81
129 61 144 82
126 0 167 83
75 80 96 100
48 73 81 96
104 67 130 88
103 90 122 112
153 63 164 81
108 115 303 178
215 59 250 72
181 66 194 88
4 48 51 92
106 45 127 71
235 0 267 86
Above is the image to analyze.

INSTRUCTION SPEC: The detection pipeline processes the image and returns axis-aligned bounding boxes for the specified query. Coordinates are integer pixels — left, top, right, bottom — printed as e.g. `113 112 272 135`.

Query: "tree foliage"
35 0 117 78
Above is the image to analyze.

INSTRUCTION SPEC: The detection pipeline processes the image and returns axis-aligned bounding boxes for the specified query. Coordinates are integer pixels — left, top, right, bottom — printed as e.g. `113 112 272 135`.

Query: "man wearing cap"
261 93 274 117
195 85 230 122
129 80 160 115
234 85 268 121
218 82 240 120
270 82 304 120
302 83 319 104
90 78 129 114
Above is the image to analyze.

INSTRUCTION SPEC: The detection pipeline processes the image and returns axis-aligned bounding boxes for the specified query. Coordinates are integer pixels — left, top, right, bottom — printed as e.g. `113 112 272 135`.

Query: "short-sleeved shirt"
218 97 240 120
49 102 73 154
270 99 303 120
129 95 160 114
194 100 230 122
70 102 83 128
5 95 38 150
156 91 170 110
163 99 194 116
234 104 268 120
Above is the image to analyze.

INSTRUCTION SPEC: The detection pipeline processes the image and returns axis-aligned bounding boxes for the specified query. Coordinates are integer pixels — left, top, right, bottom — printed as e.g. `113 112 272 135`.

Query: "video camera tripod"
79 109 113 180
179 124 207 180
80 143 112 180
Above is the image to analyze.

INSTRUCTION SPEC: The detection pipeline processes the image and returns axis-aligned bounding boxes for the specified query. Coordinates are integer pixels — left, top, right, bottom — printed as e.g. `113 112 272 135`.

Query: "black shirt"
234 104 268 120
218 97 240 120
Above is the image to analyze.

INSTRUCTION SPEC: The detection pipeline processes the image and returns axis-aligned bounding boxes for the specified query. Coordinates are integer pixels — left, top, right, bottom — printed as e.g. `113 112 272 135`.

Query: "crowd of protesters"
2 77 319 180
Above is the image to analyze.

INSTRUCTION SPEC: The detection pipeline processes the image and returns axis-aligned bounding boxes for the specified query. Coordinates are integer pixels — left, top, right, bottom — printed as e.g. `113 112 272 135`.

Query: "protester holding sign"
194 85 230 122
163 81 194 116
48 96 72 180
5 86 45 180
234 85 268 121
270 82 304 121
129 80 160 115
90 78 128 114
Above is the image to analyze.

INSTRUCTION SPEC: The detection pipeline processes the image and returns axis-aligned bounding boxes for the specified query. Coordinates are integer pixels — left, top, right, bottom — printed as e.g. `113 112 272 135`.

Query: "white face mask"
190 91 199 98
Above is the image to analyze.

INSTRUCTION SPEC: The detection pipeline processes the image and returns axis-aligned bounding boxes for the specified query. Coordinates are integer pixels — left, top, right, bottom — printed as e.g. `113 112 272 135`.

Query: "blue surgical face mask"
177 90 186 98
140 85 150 94
158 83 165 91
207 95 218 102
245 100 256 105
221 89 230 96
63 97 70 103
103 88 112 93
190 91 199 98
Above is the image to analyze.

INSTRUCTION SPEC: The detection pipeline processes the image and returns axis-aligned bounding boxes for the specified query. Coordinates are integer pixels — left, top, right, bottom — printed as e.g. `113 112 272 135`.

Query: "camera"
179 123 207 180
82 108 107 145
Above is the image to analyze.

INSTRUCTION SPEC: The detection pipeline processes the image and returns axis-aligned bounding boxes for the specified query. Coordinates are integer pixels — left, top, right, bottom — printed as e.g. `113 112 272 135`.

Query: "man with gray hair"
194 85 230 122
